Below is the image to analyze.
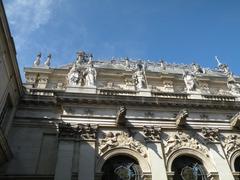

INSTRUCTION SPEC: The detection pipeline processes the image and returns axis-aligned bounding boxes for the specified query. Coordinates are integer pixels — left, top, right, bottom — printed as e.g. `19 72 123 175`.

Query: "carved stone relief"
58 122 98 140
222 135 240 158
143 126 161 141
132 63 146 89
183 71 198 92
201 127 219 142
164 131 208 157
98 131 147 158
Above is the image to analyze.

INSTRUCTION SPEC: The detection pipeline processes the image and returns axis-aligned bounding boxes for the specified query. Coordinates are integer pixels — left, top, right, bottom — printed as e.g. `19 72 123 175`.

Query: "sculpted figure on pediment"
165 131 208 157
99 131 147 157
223 135 240 157
183 71 198 92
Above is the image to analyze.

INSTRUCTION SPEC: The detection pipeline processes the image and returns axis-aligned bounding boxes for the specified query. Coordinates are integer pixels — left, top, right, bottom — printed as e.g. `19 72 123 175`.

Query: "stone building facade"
1 1 240 180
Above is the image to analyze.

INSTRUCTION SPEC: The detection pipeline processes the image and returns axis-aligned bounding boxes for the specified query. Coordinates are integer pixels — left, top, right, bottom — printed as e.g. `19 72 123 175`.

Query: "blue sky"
3 0 240 78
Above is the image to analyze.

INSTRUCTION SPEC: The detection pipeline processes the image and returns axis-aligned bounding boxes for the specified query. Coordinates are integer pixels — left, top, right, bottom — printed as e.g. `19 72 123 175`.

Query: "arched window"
234 156 240 172
171 155 208 180
101 155 142 180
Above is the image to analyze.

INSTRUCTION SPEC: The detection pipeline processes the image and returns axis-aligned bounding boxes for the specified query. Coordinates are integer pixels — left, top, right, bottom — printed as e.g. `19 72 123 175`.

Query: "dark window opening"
171 155 208 180
234 156 240 172
102 155 142 180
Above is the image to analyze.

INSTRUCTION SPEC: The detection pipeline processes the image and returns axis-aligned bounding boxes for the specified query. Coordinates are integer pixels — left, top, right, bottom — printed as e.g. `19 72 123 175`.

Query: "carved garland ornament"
164 131 208 157
99 131 147 158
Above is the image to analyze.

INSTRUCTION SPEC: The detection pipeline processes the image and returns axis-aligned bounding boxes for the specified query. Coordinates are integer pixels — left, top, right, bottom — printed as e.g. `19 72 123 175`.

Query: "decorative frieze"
164 131 208 157
143 126 161 141
201 127 219 142
99 131 147 158
58 122 98 140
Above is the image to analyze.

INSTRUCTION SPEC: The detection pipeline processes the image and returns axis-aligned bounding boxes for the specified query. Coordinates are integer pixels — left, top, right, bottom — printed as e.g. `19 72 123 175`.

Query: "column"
208 142 234 180
147 141 168 180
78 141 96 180
54 140 74 180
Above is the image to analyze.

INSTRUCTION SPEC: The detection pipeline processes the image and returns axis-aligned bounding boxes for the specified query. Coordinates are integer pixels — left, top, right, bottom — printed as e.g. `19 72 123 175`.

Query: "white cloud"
4 0 56 50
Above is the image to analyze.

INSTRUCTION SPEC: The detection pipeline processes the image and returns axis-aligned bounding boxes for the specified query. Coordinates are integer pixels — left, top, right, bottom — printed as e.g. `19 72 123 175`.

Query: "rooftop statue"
192 63 204 74
67 63 81 86
132 62 147 89
44 54 51 67
33 52 41 66
159 60 166 70
76 51 86 65
215 56 230 74
227 73 240 94
83 61 97 87
183 71 198 92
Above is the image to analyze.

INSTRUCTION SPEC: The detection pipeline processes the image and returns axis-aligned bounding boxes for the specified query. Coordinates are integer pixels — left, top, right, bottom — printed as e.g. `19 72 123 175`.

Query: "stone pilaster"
147 141 168 180
54 140 74 180
208 142 234 180
78 141 96 180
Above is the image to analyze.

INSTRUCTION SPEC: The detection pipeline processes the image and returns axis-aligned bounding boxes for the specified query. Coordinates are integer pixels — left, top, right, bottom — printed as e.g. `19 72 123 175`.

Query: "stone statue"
227 73 240 94
76 51 85 65
33 52 41 66
160 60 166 70
215 56 230 74
125 57 130 69
132 63 146 89
44 54 51 66
68 63 81 86
83 62 97 87
183 71 197 92
192 63 203 74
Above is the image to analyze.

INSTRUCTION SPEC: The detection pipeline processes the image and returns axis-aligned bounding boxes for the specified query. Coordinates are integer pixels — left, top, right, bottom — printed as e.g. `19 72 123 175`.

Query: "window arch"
171 155 208 180
101 155 142 180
